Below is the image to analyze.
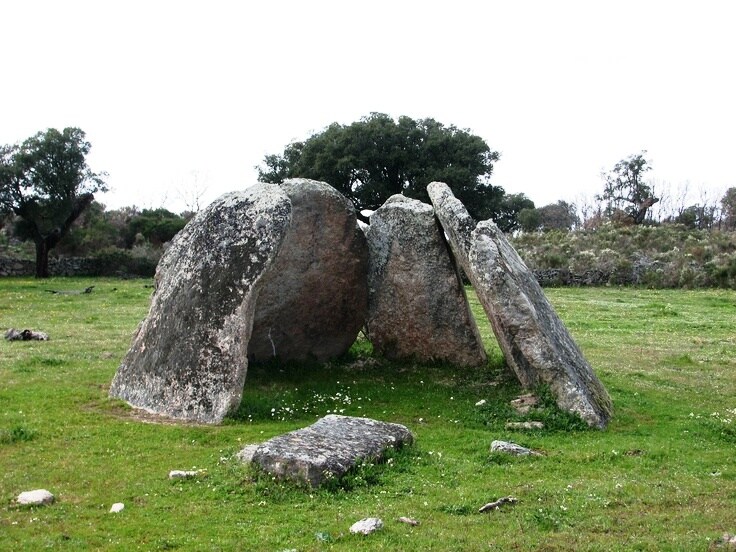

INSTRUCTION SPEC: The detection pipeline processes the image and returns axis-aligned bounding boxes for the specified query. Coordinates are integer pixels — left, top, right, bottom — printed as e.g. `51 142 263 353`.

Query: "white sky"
2 0 735 213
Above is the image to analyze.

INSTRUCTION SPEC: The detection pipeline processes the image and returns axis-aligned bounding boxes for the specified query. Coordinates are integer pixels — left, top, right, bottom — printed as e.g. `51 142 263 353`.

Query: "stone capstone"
244 415 413 487
364 195 486 367
109 184 292 424
248 179 368 362
428 181 613 428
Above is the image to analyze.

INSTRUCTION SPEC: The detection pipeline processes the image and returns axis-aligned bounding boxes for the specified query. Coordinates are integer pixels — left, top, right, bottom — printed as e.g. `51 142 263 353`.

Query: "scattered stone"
5 328 49 341
248 179 369 362
109 502 124 513
45 286 95 295
364 194 486 367
17 489 55 506
491 440 541 456
398 516 420 526
246 415 413 488
109 184 292 424
236 444 259 464
505 421 545 430
510 394 539 414
478 496 517 513
168 470 202 479
427 181 613 429
350 517 384 535
712 533 736 549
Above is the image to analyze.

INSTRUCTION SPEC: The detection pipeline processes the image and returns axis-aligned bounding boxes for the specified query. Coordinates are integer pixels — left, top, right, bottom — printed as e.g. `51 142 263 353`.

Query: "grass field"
1 278 734 551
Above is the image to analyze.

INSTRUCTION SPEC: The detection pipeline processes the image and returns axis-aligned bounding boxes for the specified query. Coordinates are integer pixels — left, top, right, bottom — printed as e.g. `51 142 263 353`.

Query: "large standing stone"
365 195 486 366
109 184 292 424
244 415 413 487
248 179 368 362
427 182 613 428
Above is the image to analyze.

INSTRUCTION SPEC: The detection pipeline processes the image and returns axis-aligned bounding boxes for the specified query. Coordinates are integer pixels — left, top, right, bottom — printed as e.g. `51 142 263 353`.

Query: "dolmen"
110 178 612 428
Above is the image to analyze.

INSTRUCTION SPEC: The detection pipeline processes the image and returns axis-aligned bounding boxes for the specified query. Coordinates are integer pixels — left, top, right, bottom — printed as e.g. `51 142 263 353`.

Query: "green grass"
1 278 734 550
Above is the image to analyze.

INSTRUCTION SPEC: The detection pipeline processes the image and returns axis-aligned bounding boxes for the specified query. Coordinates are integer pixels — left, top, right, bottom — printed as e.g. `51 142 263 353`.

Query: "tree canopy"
597 151 658 225
0 128 107 277
257 113 512 224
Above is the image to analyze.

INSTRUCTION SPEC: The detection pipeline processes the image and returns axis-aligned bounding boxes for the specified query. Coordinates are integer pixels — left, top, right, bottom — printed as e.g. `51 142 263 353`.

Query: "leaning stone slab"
246 415 413 487
428 182 613 428
365 195 486 367
248 179 369 362
17 489 55 506
109 184 292 424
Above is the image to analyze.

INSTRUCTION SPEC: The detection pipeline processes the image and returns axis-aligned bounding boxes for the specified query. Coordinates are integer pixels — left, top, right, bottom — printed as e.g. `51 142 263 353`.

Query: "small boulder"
365 195 486 367
491 440 541 456
17 489 55 506
169 470 201 479
350 517 384 535
5 329 49 341
109 502 124 513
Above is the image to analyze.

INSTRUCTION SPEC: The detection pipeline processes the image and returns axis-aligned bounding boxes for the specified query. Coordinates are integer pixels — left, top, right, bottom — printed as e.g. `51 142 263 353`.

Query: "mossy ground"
1 278 734 550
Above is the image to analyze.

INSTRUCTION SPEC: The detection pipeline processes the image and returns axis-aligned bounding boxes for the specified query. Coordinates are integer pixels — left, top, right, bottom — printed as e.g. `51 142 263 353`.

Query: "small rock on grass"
17 489 55 506
398 516 420 526
109 503 124 513
168 470 203 479
350 517 383 535
491 440 541 456
5 329 49 341
505 421 544 430
510 394 539 414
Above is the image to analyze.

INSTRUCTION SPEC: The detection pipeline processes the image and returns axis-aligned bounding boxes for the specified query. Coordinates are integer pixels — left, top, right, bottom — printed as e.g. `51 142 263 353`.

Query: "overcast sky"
3 0 735 213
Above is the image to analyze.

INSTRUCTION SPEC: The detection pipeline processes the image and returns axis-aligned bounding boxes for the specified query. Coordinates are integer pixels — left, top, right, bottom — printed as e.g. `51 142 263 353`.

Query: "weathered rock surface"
491 440 541 456
350 517 384 535
17 489 55 505
109 184 292 424
245 415 413 487
364 195 486 367
248 179 369 362
428 182 613 428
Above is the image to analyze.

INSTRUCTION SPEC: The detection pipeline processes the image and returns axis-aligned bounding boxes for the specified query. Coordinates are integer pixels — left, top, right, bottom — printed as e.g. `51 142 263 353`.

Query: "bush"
512 226 736 289
93 247 159 277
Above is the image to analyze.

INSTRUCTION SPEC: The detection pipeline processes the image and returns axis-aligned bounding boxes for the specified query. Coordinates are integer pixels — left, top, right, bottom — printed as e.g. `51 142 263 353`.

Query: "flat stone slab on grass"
245 415 413 488
428 181 613 428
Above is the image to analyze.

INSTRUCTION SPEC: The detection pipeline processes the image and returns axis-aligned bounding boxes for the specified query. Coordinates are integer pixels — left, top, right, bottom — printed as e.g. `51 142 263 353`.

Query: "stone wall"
0 257 102 277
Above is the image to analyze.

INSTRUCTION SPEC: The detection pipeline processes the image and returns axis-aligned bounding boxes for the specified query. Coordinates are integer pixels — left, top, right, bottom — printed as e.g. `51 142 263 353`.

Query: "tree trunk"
35 239 50 278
